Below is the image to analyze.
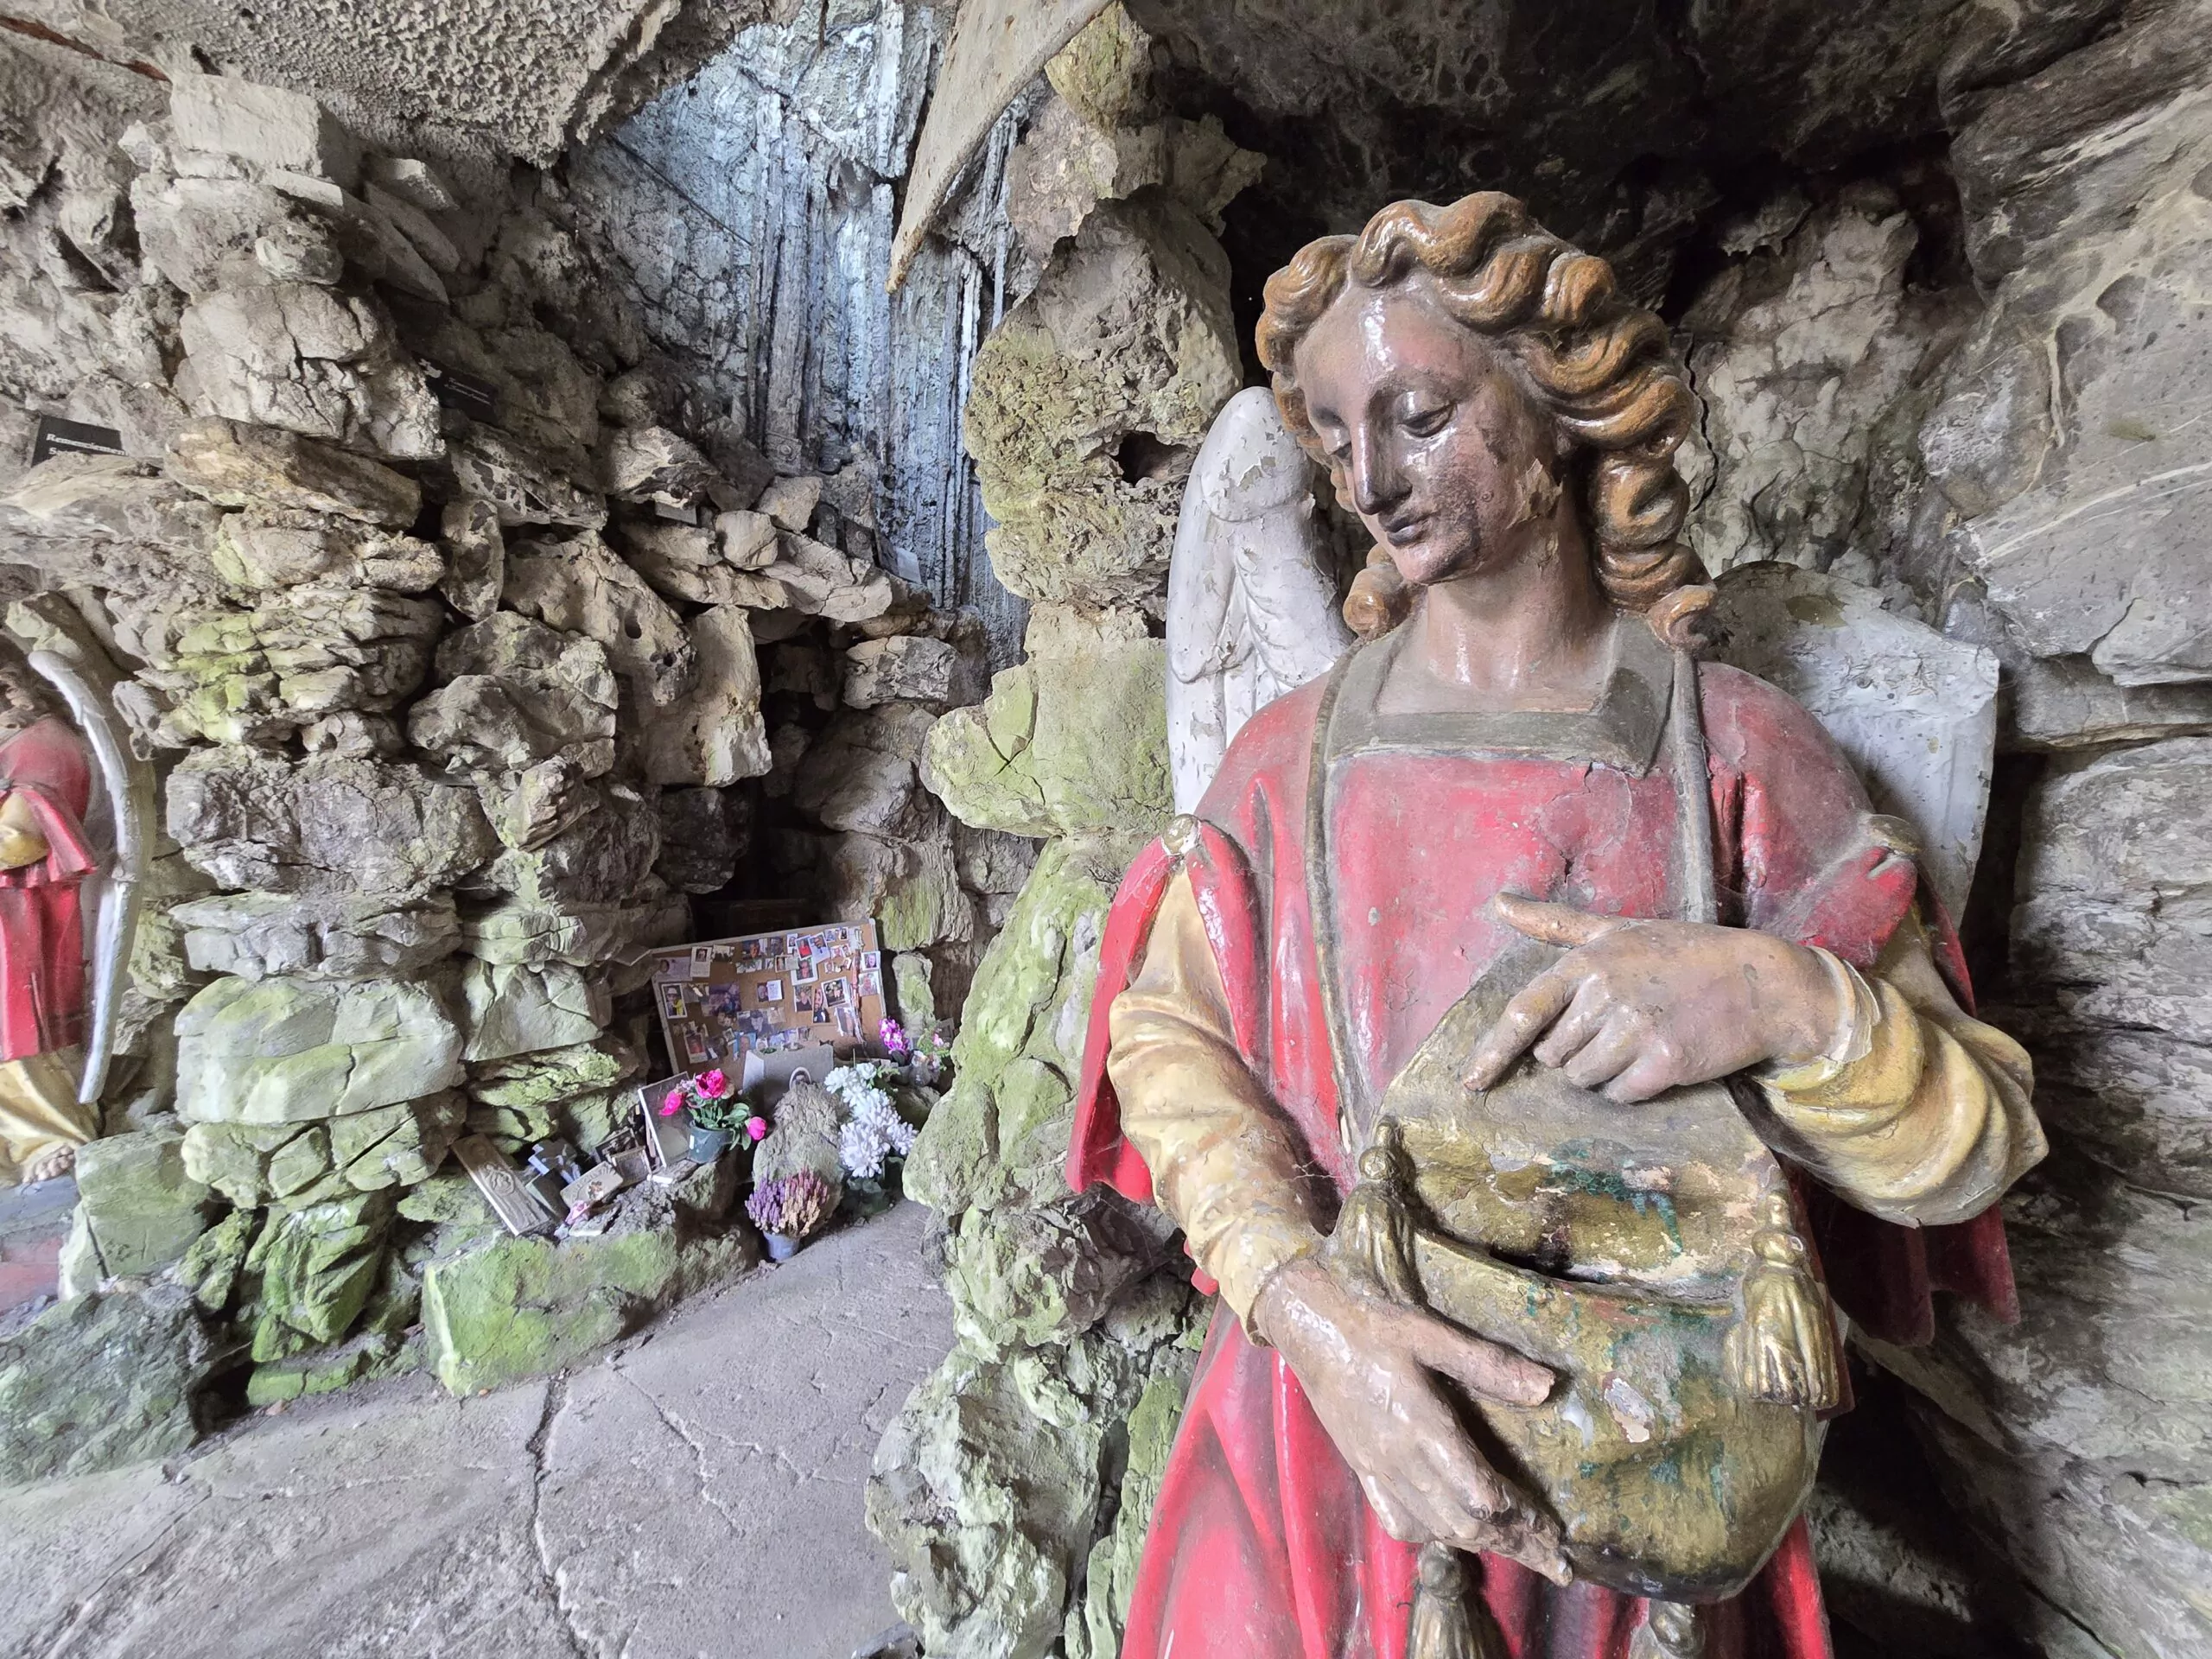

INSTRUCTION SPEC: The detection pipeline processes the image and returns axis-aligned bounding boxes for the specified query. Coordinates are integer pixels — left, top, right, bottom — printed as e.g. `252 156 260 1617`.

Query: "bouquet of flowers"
658 1068 767 1144
878 1017 953 1084
747 1169 836 1243
826 1061 918 1182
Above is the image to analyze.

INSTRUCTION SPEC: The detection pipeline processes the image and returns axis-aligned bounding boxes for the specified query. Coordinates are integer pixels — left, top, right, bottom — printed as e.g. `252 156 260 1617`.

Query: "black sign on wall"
29 416 126 467
422 360 499 423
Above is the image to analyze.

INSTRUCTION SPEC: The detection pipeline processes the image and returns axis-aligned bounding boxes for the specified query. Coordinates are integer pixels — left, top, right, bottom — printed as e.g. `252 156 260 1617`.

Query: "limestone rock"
964 196 1241 609
844 634 968 710
1007 88 1262 267
448 428 607 530
461 888 690 969
212 508 444 593
166 419 422 526
171 890 461 981
795 702 939 837
243 1191 391 1361
637 605 771 785
68 1122 215 1282
2010 737 2212 1194
168 73 359 187
175 974 465 1125
184 1119 328 1209
599 424 722 507
753 531 903 622
411 612 619 781
1917 2 2212 687
329 1090 468 1191
2 452 224 555
924 607 1171 841
718 508 780 569
467 1038 639 1115
437 498 506 620
421 1225 696 1395
365 156 458 214
904 838 1125 1217
130 175 336 296
505 532 696 707
480 781 661 906
0 1287 213 1483
455 959 609 1063
1678 189 1969 581
822 827 975 954
752 1077 846 1190
653 788 747 895
757 473 823 531
167 748 495 900
177 283 439 460
365 181 459 273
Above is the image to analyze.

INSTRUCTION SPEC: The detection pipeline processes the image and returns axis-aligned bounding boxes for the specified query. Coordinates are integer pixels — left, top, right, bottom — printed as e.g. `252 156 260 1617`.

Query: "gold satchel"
1323 931 1840 1600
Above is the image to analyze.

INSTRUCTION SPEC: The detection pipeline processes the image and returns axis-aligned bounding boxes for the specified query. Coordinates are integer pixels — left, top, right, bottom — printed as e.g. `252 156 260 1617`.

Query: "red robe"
0 716 97 1064
1070 636 2018 1659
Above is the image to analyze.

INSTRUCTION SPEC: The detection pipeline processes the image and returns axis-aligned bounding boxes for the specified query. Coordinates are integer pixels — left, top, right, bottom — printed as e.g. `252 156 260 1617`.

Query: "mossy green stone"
421 1228 680 1395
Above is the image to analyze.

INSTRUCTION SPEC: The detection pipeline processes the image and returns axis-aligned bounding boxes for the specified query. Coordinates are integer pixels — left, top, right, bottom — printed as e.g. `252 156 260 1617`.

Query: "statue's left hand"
1462 896 1842 1103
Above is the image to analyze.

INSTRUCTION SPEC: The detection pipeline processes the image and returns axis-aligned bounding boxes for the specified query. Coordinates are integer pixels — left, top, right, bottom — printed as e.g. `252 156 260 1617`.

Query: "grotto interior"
0 0 2209 1656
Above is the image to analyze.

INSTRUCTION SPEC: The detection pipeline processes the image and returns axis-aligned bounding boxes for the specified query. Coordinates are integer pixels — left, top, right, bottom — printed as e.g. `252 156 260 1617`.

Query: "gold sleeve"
1106 869 1324 1334
0 791 50 871
1758 911 2045 1227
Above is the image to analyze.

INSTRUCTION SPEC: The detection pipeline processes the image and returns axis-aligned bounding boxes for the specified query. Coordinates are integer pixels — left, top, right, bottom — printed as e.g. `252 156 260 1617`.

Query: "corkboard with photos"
647 921 887 1070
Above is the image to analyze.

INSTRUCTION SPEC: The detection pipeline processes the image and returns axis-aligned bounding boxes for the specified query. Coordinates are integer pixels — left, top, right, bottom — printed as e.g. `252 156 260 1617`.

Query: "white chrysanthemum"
838 1093 918 1180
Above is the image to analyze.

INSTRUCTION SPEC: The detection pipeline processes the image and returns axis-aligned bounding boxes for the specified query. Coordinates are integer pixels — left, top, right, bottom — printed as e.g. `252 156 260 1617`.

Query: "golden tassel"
1408 1544 1510 1659
1724 1192 1842 1411
1325 1117 1424 1306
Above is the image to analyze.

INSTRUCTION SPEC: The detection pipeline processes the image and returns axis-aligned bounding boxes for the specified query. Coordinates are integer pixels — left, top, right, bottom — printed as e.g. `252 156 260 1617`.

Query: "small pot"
689 1124 733 1163
764 1231 799 1262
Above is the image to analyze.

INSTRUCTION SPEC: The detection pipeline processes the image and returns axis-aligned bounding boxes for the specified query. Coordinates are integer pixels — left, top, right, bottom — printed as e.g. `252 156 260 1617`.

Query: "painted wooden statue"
1070 194 2046 1658
0 650 99 1185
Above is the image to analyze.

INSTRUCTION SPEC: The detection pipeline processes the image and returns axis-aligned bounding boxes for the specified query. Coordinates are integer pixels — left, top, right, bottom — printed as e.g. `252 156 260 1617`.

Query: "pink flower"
697 1067 730 1100
659 1088 685 1117
745 1116 768 1142
879 1017 910 1057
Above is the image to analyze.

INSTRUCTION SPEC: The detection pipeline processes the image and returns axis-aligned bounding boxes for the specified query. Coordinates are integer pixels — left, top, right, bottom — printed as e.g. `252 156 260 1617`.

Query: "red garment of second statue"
0 715 97 1065
1069 639 2018 1659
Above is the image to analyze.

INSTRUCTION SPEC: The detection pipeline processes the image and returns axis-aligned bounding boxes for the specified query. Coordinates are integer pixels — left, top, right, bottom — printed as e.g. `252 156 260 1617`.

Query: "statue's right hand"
1253 1256 1571 1584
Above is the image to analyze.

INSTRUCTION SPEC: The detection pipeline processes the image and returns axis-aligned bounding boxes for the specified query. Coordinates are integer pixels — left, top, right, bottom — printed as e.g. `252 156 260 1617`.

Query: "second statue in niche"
1071 193 2046 1658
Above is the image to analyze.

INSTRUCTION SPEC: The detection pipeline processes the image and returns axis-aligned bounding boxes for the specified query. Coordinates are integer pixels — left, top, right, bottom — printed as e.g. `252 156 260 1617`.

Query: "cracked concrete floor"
0 1201 950 1659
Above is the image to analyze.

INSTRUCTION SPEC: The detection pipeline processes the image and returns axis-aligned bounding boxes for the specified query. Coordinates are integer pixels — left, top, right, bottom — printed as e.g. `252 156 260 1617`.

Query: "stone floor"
0 1199 948 1659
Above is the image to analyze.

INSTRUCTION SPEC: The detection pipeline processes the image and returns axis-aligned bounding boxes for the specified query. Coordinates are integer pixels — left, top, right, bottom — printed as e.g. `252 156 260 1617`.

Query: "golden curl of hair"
1256 192 1707 632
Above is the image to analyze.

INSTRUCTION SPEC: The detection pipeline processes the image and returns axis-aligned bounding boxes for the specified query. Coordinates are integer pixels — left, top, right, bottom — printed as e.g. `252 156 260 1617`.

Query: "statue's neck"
1387 522 1615 716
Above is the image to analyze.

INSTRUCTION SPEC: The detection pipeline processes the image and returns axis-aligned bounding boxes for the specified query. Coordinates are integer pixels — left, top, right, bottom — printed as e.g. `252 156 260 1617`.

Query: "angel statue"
1166 386 1354 811
0 620 149 1187
1070 193 2046 1659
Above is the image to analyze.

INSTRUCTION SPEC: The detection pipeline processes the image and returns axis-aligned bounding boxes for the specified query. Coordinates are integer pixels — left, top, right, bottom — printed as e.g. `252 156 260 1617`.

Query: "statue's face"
1293 275 1562 588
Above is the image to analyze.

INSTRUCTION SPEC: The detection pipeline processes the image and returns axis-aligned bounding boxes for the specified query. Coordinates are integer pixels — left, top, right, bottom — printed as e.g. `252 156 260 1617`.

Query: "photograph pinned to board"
648 920 888 1070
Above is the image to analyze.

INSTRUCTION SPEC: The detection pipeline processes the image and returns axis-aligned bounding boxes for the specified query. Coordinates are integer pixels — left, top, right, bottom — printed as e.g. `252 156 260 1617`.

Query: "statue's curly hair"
1255 193 1706 633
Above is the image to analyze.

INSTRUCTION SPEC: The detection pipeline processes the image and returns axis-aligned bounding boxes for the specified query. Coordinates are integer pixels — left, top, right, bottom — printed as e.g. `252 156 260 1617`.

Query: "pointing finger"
1465 963 1577 1091
1491 894 1626 949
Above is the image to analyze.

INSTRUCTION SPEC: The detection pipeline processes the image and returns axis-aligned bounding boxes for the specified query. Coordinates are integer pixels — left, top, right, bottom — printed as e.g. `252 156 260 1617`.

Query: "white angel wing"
1712 563 1999 922
1166 388 1353 812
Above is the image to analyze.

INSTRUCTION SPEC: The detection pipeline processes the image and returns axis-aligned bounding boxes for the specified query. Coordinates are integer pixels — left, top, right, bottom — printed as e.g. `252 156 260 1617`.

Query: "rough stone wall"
0 35 995 1467
863 13 1256 1657
563 0 1034 664
1671 4 2212 1650
3 0 778 167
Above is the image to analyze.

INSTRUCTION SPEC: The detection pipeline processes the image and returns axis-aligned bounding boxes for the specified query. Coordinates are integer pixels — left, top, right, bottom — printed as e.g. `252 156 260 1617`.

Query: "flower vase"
764 1231 799 1262
689 1123 732 1164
